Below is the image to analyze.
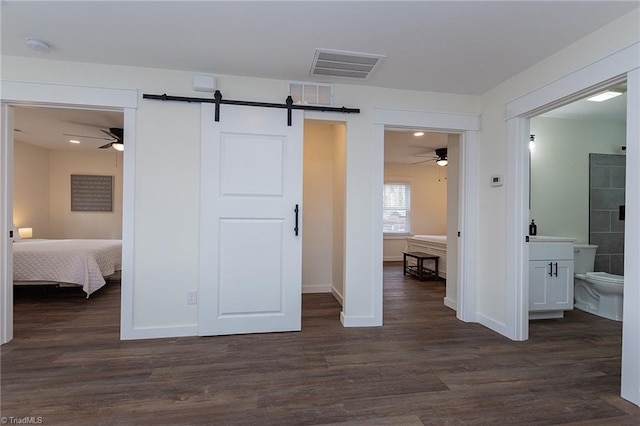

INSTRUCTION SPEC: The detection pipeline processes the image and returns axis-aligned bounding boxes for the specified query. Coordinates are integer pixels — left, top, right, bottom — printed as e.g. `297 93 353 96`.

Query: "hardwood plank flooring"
2 263 638 425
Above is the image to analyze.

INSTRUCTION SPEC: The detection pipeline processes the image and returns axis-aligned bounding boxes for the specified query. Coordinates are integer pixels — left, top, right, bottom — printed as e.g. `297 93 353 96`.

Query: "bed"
405 235 447 279
13 239 122 297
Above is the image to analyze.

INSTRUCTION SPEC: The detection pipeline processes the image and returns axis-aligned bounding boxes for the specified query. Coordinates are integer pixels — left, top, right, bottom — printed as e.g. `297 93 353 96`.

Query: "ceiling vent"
310 48 386 80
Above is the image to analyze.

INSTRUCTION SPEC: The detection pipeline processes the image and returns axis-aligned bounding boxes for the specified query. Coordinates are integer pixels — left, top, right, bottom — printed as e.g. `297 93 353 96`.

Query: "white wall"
303 121 337 294
13 141 49 236
530 117 626 243
13 142 122 239
2 56 481 330
383 163 447 260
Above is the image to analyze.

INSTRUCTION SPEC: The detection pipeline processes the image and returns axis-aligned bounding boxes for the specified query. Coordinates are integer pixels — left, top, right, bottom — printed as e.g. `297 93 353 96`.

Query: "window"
383 182 411 233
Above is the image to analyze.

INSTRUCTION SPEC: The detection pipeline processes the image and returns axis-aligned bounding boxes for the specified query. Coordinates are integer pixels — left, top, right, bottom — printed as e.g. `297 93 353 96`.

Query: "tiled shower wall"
589 153 626 275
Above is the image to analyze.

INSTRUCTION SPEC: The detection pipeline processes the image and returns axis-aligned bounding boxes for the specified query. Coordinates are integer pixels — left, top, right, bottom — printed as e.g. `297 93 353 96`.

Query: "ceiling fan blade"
98 142 113 149
99 129 118 140
63 133 112 141
411 159 433 165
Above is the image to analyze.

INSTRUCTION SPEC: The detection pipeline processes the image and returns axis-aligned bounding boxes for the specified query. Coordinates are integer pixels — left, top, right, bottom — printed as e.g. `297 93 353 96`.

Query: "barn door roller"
142 90 360 126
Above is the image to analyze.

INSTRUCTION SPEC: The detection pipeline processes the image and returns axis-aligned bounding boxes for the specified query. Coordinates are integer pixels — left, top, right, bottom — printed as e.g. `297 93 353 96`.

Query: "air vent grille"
288 81 334 106
310 49 386 80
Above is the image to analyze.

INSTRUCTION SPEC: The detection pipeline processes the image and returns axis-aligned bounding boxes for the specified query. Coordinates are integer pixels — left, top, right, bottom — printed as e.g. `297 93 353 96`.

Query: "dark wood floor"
2 263 638 425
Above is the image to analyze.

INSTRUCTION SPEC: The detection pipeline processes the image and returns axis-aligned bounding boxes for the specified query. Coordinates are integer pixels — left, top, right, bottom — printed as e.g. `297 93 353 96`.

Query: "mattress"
13 239 122 296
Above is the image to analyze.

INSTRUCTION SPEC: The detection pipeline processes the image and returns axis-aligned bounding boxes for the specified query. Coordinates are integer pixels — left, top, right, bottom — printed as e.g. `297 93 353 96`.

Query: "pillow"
12 223 22 242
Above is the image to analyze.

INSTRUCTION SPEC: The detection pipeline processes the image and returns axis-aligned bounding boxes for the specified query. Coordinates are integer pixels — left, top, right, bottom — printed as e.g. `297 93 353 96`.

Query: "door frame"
0 80 137 344
374 108 480 323
504 43 639 404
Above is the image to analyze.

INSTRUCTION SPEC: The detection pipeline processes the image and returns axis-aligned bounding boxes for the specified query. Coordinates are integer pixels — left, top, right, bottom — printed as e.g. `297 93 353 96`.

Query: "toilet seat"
585 272 624 285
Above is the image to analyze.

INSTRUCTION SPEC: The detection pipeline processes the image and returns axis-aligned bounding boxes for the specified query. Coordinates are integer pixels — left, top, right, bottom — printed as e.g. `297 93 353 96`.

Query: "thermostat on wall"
491 175 503 187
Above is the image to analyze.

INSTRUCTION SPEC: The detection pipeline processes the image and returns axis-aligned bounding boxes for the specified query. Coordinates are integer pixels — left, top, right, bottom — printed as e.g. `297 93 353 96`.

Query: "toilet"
573 244 624 321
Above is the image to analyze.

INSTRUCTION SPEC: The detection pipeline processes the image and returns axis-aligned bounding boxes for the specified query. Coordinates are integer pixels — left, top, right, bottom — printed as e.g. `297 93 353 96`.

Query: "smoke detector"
310 48 385 80
26 38 50 53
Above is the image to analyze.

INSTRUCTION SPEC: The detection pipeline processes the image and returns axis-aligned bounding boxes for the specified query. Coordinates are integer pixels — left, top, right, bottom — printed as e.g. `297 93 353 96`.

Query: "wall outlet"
187 290 198 305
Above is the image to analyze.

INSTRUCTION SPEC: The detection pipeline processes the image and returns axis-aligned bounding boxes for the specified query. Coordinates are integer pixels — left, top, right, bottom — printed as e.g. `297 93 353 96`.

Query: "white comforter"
13 239 122 296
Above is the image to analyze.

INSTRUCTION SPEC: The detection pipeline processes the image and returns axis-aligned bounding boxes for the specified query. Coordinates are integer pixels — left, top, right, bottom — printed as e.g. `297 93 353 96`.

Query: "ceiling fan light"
436 159 448 167
112 143 124 151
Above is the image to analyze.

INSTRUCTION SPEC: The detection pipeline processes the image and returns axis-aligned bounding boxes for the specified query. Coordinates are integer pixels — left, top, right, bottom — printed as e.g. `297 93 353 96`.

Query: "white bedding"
13 239 122 296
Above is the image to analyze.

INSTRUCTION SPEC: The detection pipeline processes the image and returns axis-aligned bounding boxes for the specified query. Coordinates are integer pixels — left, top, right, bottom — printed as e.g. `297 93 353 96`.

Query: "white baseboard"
444 297 457 311
302 284 331 293
476 313 508 337
121 325 198 340
340 311 382 327
383 256 404 262
331 287 344 306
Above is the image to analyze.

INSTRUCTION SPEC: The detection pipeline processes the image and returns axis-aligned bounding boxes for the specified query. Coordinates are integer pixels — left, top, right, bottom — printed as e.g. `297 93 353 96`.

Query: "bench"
403 251 439 281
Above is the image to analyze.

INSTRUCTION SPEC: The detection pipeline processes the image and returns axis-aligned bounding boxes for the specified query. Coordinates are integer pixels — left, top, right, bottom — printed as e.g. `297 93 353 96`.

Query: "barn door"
199 104 303 336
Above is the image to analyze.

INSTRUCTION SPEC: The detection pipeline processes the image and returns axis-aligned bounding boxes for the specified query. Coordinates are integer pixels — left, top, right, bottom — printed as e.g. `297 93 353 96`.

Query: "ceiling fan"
412 147 448 166
63 127 124 151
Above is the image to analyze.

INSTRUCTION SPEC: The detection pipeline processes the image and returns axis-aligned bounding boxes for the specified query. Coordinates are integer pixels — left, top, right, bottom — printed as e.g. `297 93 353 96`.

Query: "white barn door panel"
199 104 303 336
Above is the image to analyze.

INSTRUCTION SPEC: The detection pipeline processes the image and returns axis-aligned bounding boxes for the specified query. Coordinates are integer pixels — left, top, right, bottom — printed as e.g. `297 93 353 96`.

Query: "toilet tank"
574 244 598 274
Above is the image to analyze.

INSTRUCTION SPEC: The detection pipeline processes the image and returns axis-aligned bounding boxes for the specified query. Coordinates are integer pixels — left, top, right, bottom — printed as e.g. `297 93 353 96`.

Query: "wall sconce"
529 134 536 153
18 227 33 239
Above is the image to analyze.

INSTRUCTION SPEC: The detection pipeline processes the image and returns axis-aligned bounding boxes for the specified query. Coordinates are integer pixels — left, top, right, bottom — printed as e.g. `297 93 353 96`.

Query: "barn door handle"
294 204 299 236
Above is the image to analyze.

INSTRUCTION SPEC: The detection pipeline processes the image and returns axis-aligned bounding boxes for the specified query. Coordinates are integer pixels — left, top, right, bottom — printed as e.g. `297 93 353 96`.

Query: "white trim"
621 68 640 406
0 105 14 344
375 108 479 131
476 313 508 337
1 80 138 109
302 284 332 293
0 80 138 344
118 108 137 340
504 45 640 405
375 107 479 326
122 325 199 340
505 117 530 341
340 312 380 327
331 286 344 306
383 256 404 262
444 297 456 310
455 129 478 323
506 42 639 119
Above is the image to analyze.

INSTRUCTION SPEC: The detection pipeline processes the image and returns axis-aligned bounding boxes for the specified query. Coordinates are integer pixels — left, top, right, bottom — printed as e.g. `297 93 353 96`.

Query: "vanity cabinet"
529 238 574 319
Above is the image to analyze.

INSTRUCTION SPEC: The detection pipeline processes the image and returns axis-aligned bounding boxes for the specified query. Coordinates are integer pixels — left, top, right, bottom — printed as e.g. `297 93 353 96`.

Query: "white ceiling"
2 1 638 95
3 1 634 157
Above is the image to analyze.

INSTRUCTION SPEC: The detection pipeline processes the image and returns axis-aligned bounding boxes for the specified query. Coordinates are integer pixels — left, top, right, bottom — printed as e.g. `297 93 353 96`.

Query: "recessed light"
587 91 622 102
69 140 81 144
414 131 424 137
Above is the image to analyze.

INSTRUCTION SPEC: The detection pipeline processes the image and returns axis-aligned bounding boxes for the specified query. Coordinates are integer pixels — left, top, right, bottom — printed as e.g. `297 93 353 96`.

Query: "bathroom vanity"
529 236 575 319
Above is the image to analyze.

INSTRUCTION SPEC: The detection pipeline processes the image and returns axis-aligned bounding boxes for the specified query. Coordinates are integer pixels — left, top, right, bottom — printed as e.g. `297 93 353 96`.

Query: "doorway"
0 81 137 344
382 129 459 309
373 108 479 324
505 52 639 404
